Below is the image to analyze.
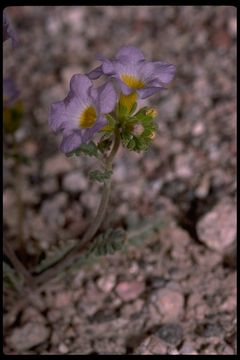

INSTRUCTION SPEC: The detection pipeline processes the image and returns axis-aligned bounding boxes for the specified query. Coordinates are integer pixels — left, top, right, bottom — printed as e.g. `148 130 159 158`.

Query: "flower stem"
3 241 35 289
13 135 25 251
34 130 121 286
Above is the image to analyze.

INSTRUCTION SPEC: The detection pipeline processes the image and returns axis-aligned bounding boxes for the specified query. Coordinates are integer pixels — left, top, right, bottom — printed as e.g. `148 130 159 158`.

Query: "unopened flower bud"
150 131 156 140
132 123 144 136
146 108 157 118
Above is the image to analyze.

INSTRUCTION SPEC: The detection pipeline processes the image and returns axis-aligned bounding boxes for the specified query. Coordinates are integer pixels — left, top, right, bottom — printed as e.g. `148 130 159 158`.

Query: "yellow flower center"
120 74 145 89
119 92 137 111
79 106 97 128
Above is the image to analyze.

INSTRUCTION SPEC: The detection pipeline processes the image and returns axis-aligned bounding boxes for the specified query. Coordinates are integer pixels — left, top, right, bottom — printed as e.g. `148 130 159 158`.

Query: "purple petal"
89 86 98 102
49 101 67 133
151 62 176 84
92 115 108 132
59 130 83 153
117 79 133 95
82 115 107 142
87 65 103 80
3 10 17 48
116 46 145 63
3 77 19 107
97 82 117 114
69 74 93 101
101 59 116 75
137 87 164 99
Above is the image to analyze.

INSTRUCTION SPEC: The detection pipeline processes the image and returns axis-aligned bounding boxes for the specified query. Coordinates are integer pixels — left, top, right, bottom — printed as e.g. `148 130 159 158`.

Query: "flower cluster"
3 9 17 48
3 10 19 108
3 9 22 134
49 46 176 155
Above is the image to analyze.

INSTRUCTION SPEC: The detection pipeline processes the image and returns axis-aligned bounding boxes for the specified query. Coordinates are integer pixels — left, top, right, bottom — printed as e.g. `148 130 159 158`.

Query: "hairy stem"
13 136 24 250
3 241 35 288
34 130 121 286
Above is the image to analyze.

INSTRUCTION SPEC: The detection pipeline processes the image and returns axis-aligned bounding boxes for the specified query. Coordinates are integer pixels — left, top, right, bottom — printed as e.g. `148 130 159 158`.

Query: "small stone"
54 291 72 309
43 154 73 176
40 193 68 228
195 322 223 338
137 335 167 355
97 274 116 293
62 171 88 193
115 281 145 302
223 243 236 269
41 177 59 194
192 121 205 136
156 323 184 346
174 153 193 179
22 140 39 157
154 288 184 323
21 307 46 325
180 340 198 355
148 276 169 289
7 323 50 351
47 309 62 323
197 198 236 251
58 343 69 354
195 174 210 199
80 192 98 211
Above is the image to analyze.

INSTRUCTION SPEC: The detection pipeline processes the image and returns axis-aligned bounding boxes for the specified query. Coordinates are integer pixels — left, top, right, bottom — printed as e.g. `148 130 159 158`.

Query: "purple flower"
88 46 176 99
3 10 17 48
3 77 20 107
49 74 117 154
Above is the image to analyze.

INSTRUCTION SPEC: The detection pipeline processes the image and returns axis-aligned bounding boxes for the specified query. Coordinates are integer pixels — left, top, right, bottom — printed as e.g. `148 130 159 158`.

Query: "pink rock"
197 198 236 251
43 154 73 176
136 335 167 355
115 281 145 301
154 288 184 323
54 292 72 309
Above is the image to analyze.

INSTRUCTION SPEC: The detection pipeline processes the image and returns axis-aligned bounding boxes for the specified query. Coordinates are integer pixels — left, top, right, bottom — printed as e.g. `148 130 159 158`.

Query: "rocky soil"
3 6 236 355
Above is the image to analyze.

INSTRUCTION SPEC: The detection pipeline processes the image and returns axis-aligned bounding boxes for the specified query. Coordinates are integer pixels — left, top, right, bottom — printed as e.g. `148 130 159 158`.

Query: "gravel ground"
3 6 236 355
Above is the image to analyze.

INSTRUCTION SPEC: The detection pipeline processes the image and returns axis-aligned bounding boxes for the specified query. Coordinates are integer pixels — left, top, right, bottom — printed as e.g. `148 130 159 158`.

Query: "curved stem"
3 241 35 288
13 135 24 250
34 130 121 286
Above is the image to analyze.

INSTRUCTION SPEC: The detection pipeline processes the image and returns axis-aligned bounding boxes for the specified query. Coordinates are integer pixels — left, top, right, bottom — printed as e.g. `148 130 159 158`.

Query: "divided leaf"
86 228 126 258
67 141 99 158
89 169 113 182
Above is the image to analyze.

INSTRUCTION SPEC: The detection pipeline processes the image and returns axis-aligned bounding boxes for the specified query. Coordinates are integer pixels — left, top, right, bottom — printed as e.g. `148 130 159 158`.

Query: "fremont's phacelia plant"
44 46 176 283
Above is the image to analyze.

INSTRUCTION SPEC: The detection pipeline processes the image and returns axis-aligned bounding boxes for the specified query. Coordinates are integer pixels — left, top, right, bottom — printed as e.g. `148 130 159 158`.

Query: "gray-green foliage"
67 141 99 158
86 228 126 257
120 107 158 152
89 169 113 183
33 241 77 274
3 261 24 291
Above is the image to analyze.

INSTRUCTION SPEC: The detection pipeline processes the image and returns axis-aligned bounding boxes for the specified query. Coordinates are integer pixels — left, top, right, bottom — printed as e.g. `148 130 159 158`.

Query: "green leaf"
3 103 24 134
128 102 138 116
86 228 126 258
3 261 14 274
3 261 24 291
117 102 128 119
105 114 115 122
97 138 112 153
13 154 32 165
89 169 113 182
67 141 99 158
